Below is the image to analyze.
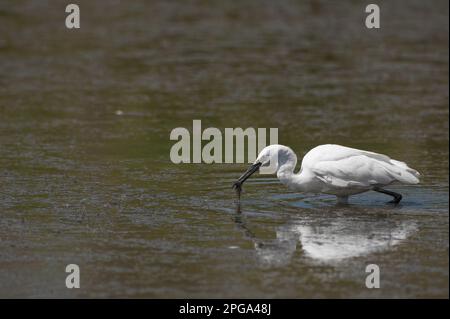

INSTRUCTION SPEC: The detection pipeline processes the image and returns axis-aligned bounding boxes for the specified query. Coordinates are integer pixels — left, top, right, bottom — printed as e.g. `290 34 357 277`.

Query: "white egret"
233 144 420 204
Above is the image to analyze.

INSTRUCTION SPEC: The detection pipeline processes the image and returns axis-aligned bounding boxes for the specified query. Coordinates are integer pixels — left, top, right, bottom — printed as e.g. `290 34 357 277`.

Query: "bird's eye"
261 161 270 167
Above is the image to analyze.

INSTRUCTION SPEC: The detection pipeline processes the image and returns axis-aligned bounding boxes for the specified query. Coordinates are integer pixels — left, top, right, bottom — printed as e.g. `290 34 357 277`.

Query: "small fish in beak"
232 162 262 200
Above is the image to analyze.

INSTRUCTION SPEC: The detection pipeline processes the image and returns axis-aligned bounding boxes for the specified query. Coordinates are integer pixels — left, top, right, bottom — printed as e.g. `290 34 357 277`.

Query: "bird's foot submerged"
388 196 402 205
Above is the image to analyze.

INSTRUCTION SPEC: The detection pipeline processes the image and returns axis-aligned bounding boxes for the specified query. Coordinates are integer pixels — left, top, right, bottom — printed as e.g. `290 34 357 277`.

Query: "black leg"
373 187 402 204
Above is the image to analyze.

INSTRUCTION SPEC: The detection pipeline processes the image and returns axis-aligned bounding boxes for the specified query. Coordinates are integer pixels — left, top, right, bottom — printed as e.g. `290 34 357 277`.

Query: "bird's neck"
274 148 311 191
278 165 311 192
276 148 317 192
277 158 300 189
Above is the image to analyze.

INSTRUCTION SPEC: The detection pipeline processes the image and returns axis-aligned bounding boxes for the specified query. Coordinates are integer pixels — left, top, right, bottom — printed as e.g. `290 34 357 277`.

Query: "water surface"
0 0 448 298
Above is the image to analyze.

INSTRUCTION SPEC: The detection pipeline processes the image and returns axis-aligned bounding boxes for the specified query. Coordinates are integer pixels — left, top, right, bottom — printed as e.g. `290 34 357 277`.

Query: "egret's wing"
311 155 396 188
302 144 420 187
302 144 391 166
312 155 418 187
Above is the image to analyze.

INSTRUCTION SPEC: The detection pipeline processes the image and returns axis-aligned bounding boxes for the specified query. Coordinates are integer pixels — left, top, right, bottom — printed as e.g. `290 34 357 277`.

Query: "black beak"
232 162 262 189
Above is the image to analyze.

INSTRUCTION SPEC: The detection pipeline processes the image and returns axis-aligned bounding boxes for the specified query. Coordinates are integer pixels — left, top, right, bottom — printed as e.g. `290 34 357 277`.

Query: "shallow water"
0 0 448 298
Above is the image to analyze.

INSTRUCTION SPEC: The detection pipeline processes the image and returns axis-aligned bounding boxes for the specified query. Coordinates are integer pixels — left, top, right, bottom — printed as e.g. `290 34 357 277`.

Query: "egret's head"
233 144 296 189
254 144 283 169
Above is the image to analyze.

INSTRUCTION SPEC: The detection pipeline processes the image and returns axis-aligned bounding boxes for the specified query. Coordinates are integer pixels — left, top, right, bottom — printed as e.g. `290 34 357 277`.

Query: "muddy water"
0 0 448 298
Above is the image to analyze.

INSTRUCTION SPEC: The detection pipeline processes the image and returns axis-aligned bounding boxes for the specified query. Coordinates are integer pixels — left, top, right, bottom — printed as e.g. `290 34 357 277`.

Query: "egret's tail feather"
389 159 420 184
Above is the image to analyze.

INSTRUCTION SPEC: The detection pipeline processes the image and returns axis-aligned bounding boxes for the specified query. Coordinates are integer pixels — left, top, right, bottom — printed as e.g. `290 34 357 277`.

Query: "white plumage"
233 144 420 204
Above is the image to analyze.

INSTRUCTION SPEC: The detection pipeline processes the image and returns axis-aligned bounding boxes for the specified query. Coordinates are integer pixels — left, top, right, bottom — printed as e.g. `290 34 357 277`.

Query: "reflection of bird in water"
233 144 420 204
233 207 301 266
294 219 417 261
233 204 417 265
